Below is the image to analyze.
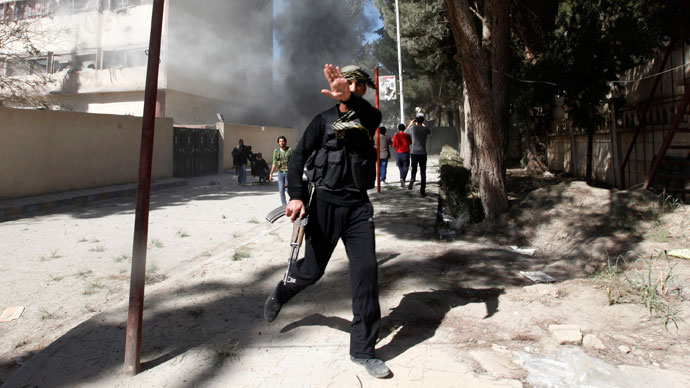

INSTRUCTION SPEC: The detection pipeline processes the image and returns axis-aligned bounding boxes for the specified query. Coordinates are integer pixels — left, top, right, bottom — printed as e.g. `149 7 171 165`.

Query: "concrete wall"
218 122 298 170
0 108 173 199
48 90 145 115
165 90 232 125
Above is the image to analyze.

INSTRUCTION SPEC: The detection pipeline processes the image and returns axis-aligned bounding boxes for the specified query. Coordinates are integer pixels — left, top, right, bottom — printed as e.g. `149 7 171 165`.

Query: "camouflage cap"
341 65 376 89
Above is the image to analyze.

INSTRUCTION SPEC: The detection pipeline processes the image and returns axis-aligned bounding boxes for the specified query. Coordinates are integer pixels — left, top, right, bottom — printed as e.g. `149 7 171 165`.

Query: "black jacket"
288 93 382 204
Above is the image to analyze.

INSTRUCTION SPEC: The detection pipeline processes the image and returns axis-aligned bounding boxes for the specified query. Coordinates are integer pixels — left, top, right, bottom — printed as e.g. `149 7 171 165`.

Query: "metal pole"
375 66 381 193
124 0 165 376
394 0 404 123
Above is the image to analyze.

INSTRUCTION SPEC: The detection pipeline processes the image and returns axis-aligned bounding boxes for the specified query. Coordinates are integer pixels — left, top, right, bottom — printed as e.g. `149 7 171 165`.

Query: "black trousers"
275 198 381 359
410 154 427 191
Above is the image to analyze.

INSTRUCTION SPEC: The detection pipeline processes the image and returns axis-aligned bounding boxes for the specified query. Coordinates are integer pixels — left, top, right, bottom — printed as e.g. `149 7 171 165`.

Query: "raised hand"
320 64 351 101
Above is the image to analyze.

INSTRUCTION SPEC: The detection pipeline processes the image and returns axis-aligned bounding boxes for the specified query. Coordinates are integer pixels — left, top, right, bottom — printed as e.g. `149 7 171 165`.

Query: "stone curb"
0 178 187 222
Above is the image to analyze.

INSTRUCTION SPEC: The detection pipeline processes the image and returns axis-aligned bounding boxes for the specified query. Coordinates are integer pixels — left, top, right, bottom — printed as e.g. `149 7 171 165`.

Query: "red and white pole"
375 66 380 193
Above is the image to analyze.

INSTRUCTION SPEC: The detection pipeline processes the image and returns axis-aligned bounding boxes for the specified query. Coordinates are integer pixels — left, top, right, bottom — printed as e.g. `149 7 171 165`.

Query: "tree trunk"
585 125 594 183
487 0 510 165
454 105 464 155
445 0 509 219
459 80 476 172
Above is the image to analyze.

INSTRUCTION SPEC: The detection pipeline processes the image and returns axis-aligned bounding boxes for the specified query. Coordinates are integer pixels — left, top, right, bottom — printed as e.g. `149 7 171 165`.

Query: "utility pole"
394 0 404 122
124 0 165 376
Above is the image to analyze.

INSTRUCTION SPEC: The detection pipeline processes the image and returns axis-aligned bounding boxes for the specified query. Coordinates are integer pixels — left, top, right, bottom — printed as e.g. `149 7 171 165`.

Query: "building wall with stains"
0 107 173 199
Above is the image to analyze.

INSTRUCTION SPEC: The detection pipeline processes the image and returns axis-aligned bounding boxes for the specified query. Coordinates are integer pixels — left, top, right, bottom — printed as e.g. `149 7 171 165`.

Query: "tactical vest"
306 107 376 191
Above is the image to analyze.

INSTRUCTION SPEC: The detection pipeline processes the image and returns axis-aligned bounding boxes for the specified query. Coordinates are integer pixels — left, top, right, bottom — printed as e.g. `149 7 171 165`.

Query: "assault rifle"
265 184 312 285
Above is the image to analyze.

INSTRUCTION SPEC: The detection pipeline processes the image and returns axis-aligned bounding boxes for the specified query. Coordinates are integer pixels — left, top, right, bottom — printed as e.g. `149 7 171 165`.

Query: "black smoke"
273 0 377 131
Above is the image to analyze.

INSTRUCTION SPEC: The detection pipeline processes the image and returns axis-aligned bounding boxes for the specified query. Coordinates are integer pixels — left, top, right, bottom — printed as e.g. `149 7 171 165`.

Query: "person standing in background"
392 123 412 188
405 112 431 196
269 136 293 206
231 139 250 184
376 126 393 183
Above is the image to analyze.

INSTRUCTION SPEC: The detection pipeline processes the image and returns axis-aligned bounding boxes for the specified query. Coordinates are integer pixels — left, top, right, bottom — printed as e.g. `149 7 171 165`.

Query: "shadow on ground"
2 241 564 388
371 181 441 241
280 287 504 361
460 174 657 271
6 170 657 387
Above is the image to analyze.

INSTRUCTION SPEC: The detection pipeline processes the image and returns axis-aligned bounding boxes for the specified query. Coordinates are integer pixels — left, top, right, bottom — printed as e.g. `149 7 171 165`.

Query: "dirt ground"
1 158 689 387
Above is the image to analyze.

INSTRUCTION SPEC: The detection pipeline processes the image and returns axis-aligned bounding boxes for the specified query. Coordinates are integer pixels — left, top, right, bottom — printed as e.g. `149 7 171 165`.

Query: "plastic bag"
517 347 681 388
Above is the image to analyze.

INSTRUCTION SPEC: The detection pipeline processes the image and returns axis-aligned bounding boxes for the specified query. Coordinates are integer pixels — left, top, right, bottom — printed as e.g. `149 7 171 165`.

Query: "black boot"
264 286 283 322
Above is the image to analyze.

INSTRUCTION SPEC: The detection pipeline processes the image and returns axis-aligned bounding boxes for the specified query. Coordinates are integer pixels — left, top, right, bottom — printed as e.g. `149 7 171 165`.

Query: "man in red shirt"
392 123 412 188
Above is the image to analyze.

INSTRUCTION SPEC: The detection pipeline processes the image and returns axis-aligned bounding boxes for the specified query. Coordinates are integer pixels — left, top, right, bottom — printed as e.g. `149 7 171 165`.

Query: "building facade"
0 0 274 125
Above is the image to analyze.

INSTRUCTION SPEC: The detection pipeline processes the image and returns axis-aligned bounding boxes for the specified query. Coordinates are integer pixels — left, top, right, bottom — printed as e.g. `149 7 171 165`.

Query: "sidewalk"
0 178 187 221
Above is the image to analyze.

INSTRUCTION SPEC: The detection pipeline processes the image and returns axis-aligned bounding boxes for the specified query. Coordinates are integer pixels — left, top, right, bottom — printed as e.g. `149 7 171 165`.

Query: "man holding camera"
405 112 431 196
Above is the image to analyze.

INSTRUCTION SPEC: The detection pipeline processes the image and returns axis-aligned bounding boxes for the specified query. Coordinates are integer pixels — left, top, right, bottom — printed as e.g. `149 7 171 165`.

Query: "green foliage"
438 146 483 221
596 251 685 329
519 0 683 132
369 0 463 125
625 251 685 329
657 189 682 222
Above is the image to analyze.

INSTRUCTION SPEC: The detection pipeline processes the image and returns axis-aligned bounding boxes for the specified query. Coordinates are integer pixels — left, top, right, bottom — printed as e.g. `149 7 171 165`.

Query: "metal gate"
173 127 219 177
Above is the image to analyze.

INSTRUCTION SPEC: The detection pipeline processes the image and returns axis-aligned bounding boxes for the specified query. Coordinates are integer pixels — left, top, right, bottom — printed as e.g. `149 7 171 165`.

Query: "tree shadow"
1 247 528 388
4 174 632 387
370 181 441 241
459 175 658 274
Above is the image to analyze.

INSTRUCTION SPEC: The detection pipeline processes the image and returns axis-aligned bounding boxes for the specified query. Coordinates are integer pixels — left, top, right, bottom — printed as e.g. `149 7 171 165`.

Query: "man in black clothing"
231 139 250 184
264 64 391 379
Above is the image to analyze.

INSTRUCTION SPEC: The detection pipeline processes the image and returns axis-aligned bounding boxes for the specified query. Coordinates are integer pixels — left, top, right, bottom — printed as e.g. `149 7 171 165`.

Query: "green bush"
438 146 483 221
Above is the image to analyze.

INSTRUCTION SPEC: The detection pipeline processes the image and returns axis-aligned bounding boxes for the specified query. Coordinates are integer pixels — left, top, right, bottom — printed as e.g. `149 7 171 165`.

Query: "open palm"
320 64 351 101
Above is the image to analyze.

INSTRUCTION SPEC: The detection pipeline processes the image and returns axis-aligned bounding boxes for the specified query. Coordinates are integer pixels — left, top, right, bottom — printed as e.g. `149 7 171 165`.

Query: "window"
102 48 147 68
50 54 73 73
75 52 97 70
110 0 152 12
71 0 96 12
2 58 47 76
